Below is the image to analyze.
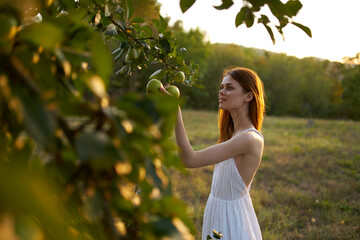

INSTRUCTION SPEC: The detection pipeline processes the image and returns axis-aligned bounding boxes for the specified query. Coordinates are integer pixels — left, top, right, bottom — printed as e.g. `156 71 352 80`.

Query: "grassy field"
169 109 360 240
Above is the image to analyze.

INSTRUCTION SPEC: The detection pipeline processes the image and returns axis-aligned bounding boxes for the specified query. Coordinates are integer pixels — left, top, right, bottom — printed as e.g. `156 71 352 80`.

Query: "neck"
229 107 254 134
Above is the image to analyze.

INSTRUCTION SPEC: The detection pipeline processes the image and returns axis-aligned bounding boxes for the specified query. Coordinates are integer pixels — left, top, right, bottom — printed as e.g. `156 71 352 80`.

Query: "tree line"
112 17 359 120
159 21 360 120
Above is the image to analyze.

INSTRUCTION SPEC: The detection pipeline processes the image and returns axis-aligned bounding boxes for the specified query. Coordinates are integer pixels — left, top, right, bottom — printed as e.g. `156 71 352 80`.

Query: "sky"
157 0 360 63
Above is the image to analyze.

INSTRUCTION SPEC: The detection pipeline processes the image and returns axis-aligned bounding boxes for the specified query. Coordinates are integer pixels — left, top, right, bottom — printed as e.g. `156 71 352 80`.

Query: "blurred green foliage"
0 0 197 239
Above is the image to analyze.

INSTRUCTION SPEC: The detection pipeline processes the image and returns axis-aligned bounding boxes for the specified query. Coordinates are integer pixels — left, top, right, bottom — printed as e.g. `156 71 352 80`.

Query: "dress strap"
240 128 264 140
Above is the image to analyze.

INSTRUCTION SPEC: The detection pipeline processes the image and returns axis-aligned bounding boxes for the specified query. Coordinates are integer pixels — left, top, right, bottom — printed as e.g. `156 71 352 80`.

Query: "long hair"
218 67 266 143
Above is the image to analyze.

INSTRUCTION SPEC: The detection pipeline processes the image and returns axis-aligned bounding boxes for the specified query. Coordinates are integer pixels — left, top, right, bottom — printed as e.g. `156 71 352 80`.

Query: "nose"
219 88 225 95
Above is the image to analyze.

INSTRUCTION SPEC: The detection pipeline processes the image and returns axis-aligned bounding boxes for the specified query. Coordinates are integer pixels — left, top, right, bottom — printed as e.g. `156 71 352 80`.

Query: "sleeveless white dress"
202 128 263 240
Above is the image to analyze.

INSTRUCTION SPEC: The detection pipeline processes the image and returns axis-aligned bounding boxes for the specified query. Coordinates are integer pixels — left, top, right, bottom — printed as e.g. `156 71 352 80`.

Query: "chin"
218 104 226 110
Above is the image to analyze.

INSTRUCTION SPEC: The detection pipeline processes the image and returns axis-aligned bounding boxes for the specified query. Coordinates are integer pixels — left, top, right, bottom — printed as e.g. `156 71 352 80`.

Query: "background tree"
341 53 360 119
170 20 210 108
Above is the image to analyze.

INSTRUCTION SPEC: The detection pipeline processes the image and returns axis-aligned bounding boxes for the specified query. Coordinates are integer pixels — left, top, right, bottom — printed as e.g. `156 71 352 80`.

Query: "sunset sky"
157 0 360 63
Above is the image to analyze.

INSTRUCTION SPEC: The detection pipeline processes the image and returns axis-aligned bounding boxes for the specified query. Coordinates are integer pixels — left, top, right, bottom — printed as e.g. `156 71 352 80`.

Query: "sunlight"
158 0 360 62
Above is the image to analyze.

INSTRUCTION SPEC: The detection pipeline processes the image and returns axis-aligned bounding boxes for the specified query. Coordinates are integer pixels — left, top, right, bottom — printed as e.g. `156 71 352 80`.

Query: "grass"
169 109 360 240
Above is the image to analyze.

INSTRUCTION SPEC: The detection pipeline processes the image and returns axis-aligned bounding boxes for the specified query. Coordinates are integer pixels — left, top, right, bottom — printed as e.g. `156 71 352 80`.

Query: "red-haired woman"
162 67 265 240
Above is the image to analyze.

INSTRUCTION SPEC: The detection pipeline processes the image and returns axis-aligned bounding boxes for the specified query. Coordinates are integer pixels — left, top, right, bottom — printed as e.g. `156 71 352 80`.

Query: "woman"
163 67 265 240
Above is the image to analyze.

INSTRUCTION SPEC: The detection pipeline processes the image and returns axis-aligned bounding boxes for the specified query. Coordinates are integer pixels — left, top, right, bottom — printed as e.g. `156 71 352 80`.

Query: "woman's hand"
158 83 173 96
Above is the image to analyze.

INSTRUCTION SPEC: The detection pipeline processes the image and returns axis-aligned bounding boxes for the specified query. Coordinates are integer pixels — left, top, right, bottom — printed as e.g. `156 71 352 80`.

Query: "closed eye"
220 85 233 90
220 83 234 89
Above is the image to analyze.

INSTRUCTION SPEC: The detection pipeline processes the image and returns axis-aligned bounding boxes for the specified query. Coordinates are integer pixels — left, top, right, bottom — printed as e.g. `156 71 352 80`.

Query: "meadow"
170 110 360 240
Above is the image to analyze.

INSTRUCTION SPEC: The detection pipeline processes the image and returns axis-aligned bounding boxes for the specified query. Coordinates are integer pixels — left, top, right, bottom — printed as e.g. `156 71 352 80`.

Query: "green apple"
173 71 185 83
165 85 180 98
146 79 163 96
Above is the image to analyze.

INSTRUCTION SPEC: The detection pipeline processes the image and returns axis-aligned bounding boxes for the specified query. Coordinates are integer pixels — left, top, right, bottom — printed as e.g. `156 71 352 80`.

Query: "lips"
219 97 225 103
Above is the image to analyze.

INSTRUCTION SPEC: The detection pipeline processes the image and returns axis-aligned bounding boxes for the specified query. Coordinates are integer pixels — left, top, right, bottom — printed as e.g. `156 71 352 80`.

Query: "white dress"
202 128 263 240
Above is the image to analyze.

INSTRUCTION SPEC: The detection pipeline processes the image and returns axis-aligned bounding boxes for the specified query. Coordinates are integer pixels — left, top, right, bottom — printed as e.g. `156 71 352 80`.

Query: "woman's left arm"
175 106 262 168
186 132 261 168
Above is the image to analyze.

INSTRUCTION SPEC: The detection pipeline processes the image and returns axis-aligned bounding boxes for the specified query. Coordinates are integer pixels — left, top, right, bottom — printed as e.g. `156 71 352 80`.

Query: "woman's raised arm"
175 107 263 168
175 106 196 166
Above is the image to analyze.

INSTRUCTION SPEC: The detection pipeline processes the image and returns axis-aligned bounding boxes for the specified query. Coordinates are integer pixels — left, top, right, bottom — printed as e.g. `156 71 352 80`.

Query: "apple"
146 79 163 96
165 85 180 98
173 71 185 83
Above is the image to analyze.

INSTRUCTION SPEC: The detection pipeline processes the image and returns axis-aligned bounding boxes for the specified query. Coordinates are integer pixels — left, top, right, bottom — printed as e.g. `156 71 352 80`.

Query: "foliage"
180 0 312 44
341 53 360 120
0 0 198 239
169 20 210 105
207 229 223 239
178 41 355 120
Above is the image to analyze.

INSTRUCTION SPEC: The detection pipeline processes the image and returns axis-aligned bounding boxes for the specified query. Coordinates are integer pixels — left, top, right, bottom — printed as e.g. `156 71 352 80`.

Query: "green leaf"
285 0 303 17
245 13 255 28
126 0 134 19
180 0 196 13
235 6 254 28
159 15 168 33
101 15 111 27
19 22 64 49
214 0 234 10
83 192 104 222
258 14 270 24
112 47 121 55
235 10 244 27
160 39 171 54
267 0 286 19
114 48 125 61
278 17 289 29
60 0 76 10
75 131 120 167
152 19 160 31
66 8 87 22
89 34 112 86
21 96 56 147
149 69 165 80
141 25 153 38
0 165 74 240
262 23 275 44
292 21 312 38
133 23 141 32
15 215 43 240
174 56 184 65
249 0 266 11
132 16 145 23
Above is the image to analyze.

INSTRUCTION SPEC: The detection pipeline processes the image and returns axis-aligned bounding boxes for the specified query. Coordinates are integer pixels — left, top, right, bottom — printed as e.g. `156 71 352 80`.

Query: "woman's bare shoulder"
231 130 264 152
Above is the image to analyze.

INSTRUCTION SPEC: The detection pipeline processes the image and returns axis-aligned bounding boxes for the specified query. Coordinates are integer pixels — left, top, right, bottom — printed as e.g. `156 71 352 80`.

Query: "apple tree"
0 0 198 239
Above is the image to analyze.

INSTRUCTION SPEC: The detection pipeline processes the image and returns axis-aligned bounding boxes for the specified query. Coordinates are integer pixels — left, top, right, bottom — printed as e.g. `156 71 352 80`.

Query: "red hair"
218 67 266 143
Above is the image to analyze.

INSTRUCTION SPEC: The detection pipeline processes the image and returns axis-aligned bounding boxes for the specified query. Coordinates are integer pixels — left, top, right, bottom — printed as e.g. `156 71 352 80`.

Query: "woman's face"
218 75 249 110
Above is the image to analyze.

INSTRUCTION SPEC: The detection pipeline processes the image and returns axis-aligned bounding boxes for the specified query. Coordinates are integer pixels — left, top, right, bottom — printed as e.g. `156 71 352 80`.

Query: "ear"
244 92 254 103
